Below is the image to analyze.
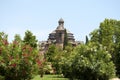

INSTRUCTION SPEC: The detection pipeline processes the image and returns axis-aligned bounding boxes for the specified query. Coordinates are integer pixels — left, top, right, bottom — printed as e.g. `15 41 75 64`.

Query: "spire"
57 18 64 30
58 18 64 25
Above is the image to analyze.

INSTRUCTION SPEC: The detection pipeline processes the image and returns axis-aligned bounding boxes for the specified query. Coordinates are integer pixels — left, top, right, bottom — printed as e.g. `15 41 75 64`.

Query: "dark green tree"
90 29 100 46
23 30 38 48
85 35 89 44
45 44 57 62
14 34 22 42
63 29 68 50
114 21 120 77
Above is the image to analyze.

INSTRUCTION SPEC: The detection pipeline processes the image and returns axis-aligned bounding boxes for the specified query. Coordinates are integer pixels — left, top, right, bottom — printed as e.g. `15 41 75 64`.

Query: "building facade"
39 18 82 53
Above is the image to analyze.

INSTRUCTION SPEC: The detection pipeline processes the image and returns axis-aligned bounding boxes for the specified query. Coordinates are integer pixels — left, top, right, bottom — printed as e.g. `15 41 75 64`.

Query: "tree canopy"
23 30 38 48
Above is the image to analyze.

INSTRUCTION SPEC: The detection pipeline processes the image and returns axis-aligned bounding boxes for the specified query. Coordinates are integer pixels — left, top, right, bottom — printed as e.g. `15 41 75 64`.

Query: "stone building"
39 18 82 53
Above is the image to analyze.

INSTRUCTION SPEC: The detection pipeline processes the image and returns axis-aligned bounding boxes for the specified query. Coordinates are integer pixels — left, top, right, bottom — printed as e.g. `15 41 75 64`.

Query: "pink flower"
10 63 17 67
36 59 42 66
3 40 9 46
29 47 33 52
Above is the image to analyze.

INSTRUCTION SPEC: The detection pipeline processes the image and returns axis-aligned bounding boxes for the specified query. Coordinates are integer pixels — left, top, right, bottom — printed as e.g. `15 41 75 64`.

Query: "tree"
61 45 75 79
114 21 120 77
14 34 22 42
45 43 74 74
0 32 42 80
63 29 68 50
67 43 116 80
90 19 116 54
45 44 57 62
23 30 38 48
89 19 120 77
99 19 116 54
13 34 22 47
85 35 89 44
45 44 59 73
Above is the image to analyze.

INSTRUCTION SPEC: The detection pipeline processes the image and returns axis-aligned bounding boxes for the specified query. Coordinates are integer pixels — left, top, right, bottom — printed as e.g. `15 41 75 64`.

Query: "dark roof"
50 29 72 34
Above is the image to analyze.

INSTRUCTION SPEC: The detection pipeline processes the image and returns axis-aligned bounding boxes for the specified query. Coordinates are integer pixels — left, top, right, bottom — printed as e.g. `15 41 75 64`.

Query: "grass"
31 74 69 80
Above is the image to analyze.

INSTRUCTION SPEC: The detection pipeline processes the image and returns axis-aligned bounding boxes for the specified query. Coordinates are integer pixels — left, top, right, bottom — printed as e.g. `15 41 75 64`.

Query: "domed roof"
58 18 64 23
50 29 72 34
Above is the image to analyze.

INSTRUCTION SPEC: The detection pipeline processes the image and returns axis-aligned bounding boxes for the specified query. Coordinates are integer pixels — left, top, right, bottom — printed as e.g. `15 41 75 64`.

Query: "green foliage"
114 45 120 78
45 44 57 62
14 34 22 42
63 29 68 50
45 44 62 74
71 43 115 80
90 19 120 77
90 29 100 44
62 43 116 80
45 44 74 74
85 35 89 44
0 32 42 80
23 30 38 48
90 19 117 54
114 21 120 77
61 45 75 79
99 19 116 53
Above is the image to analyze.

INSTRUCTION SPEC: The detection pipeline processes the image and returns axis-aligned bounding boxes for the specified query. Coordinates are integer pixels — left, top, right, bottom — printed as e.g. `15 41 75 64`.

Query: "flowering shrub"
0 32 43 80
62 43 116 80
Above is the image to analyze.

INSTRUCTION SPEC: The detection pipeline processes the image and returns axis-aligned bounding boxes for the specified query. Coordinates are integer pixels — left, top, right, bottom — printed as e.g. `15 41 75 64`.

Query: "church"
39 18 82 53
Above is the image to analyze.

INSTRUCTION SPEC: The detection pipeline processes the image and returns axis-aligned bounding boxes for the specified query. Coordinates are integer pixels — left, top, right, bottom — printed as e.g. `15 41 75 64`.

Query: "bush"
0 32 42 80
62 43 116 80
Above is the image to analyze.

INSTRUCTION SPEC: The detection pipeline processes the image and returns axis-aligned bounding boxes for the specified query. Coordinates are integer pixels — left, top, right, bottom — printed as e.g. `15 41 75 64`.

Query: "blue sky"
0 0 120 42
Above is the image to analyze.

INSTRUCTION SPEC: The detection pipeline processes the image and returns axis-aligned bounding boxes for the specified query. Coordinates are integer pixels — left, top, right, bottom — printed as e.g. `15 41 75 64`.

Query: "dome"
58 18 64 23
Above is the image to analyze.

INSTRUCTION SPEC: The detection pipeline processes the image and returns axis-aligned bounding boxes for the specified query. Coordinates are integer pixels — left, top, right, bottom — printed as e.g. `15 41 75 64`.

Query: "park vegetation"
0 19 120 80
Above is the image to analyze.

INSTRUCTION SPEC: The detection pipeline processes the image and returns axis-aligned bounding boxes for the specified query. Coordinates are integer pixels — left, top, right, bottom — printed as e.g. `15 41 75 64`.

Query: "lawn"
31 74 69 80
